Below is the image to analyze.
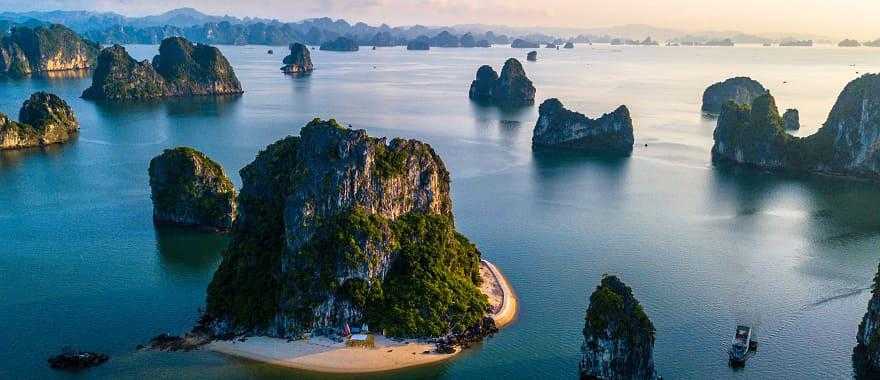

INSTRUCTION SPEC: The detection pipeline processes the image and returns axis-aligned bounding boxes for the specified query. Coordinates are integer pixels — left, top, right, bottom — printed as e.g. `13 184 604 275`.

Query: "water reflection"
530 148 631 204
468 101 534 123
0 143 72 169
155 226 228 281
164 95 242 117
33 69 92 80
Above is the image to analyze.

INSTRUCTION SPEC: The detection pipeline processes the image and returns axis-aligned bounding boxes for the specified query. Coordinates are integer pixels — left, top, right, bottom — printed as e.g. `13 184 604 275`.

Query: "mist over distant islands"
0 7 853 47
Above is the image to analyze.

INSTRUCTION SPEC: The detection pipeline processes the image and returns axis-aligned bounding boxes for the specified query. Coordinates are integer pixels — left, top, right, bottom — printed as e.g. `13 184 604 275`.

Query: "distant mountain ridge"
0 8 837 46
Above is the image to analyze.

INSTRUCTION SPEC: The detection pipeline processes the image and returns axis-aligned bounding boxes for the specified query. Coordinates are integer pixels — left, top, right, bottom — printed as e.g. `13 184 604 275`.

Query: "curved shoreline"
482 259 518 328
207 259 517 374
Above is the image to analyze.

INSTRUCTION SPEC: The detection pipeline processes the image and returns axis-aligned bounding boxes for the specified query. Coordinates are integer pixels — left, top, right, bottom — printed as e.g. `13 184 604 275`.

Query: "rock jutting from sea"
511 38 539 49
527 51 537 61
320 37 359 52
81 37 243 101
564 42 575 49
702 76 767 113
580 275 658 380
0 24 99 77
0 92 79 150
468 58 536 106
148 147 237 231
201 119 492 343
533 98 634 156
281 43 313 75
406 38 430 51
712 74 880 180
856 262 880 374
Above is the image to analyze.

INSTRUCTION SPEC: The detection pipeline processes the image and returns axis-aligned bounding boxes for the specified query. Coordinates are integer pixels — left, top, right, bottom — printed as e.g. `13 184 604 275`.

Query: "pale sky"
3 0 880 39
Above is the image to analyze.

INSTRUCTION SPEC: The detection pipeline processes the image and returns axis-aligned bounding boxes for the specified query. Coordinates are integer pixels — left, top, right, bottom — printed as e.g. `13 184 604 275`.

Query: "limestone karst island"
5 2 880 380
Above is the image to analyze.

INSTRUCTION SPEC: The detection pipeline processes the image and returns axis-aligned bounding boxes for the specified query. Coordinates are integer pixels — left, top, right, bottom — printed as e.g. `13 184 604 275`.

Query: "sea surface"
2 44 880 379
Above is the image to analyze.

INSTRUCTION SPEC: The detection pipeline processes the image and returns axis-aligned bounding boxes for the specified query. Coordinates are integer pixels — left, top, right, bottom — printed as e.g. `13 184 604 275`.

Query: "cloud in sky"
1 0 879 38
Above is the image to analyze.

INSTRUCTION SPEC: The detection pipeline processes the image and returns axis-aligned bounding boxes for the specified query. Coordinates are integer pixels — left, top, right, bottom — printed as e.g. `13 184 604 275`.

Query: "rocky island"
702 77 767 113
839 39 862 47
527 51 537 61
281 43 313 75
0 92 79 150
532 98 634 156
856 263 880 375
148 147 237 231
187 119 517 373
81 37 242 101
511 38 539 49
406 37 430 51
0 24 99 77
580 275 657 380
564 42 575 49
320 37 359 52
468 58 536 106
712 74 880 180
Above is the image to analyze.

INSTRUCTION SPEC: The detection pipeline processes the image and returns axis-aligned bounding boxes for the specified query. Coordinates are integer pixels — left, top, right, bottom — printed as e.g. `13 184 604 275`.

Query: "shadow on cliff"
154 226 228 281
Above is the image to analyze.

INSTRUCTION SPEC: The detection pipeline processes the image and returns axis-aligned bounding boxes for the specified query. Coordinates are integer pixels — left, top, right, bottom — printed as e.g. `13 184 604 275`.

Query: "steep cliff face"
468 65 499 101
0 92 79 150
711 93 788 168
702 77 767 113
82 37 242 100
783 109 800 130
148 147 237 231
0 24 99 77
533 98 634 156
152 37 243 96
468 58 535 106
204 119 488 339
281 43 313 74
712 74 880 180
856 263 880 373
580 276 657 380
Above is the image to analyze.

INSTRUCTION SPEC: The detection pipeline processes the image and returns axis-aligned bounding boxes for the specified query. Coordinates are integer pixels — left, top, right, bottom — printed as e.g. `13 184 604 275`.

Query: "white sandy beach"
208 259 518 374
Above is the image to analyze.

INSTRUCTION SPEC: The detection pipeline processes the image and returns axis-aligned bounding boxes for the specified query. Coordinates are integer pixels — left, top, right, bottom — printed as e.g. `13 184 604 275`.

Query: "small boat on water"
729 325 758 366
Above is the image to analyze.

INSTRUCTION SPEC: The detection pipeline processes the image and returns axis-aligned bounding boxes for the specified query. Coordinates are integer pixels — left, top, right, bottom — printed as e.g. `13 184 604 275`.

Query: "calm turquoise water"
2 44 880 379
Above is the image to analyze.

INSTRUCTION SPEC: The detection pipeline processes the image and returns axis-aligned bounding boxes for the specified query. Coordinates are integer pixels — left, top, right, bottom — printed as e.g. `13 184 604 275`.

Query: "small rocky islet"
280 42 313 74
468 58 536 106
47 349 109 371
702 76 767 113
527 51 538 61
148 147 237 231
533 98 634 156
0 24 99 77
197 119 495 345
712 74 880 181
580 275 657 380
0 92 78 150
81 36 242 101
